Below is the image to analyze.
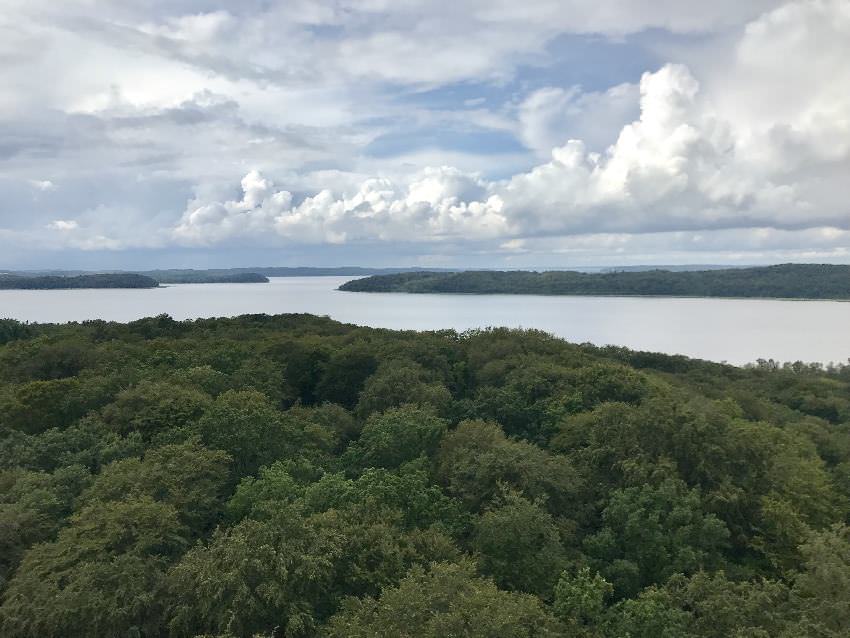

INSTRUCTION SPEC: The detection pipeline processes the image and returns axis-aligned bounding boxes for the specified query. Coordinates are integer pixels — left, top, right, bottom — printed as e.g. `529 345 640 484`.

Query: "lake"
1 276 847 365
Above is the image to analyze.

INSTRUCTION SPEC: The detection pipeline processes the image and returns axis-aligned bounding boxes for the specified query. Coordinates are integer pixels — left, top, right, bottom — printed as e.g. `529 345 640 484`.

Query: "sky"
1 0 849 269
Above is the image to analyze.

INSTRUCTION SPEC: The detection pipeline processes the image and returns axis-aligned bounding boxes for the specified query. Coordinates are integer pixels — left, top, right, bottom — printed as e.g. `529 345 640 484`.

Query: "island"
339 263 850 300
0 273 159 289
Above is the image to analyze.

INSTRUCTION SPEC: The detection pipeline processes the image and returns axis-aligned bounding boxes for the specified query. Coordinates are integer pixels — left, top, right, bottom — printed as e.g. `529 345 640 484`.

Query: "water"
1 276 848 365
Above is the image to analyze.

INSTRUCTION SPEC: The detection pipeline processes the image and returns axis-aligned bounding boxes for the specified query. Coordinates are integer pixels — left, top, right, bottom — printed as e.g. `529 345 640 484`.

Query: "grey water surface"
1 276 847 365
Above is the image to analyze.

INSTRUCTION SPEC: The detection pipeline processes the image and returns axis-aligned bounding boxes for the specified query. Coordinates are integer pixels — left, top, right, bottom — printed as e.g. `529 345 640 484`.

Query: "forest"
340 263 850 299
1 313 849 637
0 274 158 290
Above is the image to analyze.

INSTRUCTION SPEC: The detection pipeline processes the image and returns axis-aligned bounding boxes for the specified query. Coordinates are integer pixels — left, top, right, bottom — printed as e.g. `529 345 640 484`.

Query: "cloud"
517 83 639 157
172 0 850 252
2 0 849 266
500 226 850 263
474 0 782 36
29 179 56 191
7 1 783 95
38 203 173 252
47 219 77 230
174 167 509 245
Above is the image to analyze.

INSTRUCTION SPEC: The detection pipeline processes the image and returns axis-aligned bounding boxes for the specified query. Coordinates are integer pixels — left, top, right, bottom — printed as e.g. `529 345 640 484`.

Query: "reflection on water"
1 276 848 365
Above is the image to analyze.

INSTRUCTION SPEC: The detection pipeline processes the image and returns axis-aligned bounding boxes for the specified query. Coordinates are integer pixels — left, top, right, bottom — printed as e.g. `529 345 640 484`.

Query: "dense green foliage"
340 263 850 299
0 273 158 289
1 313 849 637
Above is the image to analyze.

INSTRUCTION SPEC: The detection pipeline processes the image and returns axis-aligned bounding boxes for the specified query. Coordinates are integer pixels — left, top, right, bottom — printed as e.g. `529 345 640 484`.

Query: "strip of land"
0 273 159 290
339 264 850 300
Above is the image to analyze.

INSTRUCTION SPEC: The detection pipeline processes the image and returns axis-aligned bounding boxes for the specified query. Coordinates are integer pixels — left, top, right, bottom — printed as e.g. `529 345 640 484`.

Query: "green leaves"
100 380 212 441
0 313 849 637
554 567 613 627
791 524 850 635
79 438 231 532
473 490 568 597
325 561 566 638
585 478 729 596
342 405 447 471
356 360 452 418
166 513 336 638
0 497 186 637
0 319 33 346
197 390 300 477
435 419 581 513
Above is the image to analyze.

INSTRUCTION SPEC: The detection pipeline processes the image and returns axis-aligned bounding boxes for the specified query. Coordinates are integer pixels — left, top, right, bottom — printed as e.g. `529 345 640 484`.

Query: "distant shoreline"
0 271 271 288
337 288 850 302
338 264 850 301
0 273 159 290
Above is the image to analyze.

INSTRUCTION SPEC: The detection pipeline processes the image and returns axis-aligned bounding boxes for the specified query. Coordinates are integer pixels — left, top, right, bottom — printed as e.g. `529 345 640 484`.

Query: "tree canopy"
1 313 849 636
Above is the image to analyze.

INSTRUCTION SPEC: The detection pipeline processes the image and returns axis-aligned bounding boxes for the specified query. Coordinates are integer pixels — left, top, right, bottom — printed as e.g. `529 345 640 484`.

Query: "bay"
1 276 847 365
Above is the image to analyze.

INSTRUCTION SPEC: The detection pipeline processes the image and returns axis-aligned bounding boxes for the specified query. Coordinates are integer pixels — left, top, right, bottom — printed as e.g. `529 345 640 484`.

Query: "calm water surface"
1 276 847 365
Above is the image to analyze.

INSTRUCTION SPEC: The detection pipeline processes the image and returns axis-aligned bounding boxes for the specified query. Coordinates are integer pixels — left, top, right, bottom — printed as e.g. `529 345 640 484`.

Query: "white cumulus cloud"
173 0 850 252
174 167 510 245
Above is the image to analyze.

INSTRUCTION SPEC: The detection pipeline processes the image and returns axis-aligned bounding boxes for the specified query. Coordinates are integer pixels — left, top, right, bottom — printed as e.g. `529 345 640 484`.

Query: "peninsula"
339 263 850 300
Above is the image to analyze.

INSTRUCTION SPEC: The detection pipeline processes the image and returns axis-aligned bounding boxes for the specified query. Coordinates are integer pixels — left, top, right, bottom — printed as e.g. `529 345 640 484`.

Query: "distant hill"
143 271 269 284
0 273 158 290
245 266 455 277
339 264 850 300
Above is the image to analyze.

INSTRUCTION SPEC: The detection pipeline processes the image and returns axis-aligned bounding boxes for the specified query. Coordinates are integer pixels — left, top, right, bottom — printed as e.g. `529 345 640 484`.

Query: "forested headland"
0 273 158 290
1 313 849 637
340 263 850 299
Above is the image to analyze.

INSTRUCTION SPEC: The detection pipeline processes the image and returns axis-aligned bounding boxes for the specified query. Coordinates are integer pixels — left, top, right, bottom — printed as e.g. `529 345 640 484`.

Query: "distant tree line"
147 271 269 284
0 271 270 287
340 263 850 299
0 313 849 636
0 274 158 290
